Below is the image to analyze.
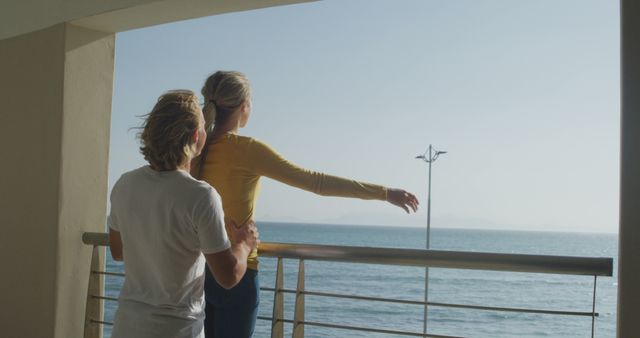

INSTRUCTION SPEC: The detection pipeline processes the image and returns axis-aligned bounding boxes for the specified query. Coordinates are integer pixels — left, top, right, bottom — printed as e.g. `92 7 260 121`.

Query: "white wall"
55 24 115 338
0 23 114 338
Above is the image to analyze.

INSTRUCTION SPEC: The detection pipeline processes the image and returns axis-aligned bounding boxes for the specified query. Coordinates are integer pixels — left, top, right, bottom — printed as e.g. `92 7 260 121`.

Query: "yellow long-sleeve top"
199 134 388 270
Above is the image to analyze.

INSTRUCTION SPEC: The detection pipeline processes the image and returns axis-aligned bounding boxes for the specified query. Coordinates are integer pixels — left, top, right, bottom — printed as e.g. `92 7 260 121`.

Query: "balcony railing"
81 232 613 338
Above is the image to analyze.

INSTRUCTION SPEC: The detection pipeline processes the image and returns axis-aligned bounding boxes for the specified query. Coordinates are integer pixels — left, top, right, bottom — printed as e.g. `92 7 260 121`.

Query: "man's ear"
192 128 199 144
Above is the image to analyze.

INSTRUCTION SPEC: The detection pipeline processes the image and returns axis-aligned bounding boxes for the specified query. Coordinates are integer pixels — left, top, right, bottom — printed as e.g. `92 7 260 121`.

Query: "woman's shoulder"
246 136 280 156
212 135 275 160
218 133 259 146
210 134 252 151
226 134 273 151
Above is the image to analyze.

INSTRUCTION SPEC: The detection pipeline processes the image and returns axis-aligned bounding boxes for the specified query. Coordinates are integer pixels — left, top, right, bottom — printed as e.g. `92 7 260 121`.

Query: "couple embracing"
108 71 419 338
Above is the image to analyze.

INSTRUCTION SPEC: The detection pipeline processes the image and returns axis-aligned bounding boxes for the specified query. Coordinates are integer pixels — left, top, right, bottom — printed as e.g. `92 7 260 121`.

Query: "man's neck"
177 160 191 172
148 160 191 172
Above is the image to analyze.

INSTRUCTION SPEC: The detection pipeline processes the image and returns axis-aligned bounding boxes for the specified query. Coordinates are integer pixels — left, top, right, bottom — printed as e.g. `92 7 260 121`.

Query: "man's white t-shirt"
108 166 230 338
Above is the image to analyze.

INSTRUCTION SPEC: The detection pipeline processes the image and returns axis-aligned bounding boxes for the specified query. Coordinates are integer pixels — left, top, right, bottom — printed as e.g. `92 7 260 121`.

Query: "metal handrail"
256 316 462 338
82 231 613 338
259 287 600 317
260 242 613 276
82 232 613 276
88 278 602 317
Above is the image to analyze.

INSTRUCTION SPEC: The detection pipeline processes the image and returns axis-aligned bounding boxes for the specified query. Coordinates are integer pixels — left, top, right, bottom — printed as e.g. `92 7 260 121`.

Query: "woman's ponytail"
194 71 251 179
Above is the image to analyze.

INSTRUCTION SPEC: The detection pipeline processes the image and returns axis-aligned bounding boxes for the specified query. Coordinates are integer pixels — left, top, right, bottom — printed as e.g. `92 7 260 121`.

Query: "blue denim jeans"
204 268 259 338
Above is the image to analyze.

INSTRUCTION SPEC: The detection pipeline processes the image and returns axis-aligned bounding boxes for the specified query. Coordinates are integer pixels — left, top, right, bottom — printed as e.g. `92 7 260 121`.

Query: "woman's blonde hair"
201 70 251 134
194 71 251 178
139 90 202 171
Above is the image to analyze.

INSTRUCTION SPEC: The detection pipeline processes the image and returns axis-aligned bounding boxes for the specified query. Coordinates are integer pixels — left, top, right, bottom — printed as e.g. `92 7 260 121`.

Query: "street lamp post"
416 144 447 336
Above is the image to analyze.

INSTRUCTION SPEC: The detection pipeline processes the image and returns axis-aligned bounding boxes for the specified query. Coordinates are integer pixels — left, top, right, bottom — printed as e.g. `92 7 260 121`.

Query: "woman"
192 71 420 338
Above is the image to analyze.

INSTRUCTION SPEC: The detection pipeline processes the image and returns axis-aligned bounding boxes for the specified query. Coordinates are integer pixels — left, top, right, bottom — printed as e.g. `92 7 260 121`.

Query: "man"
108 90 259 338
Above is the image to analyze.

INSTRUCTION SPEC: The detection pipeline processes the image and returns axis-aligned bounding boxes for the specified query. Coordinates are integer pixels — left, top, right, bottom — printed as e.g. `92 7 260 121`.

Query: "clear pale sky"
108 0 620 233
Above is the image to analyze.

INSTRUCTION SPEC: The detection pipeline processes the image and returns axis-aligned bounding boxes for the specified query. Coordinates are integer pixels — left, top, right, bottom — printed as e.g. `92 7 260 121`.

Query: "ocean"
103 222 618 338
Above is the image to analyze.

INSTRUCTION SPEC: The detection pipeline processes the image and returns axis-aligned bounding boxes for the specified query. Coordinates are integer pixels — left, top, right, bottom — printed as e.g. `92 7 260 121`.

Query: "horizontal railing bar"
91 295 118 302
300 320 464 338
83 232 109 246
92 270 125 277
257 316 294 323
256 316 460 338
305 289 421 305
89 319 113 326
427 301 598 317
259 243 613 276
261 286 434 303
82 232 613 276
260 287 289 293
260 287 598 317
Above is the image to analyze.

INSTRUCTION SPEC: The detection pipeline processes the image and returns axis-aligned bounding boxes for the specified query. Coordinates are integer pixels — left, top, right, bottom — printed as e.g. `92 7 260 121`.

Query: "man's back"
109 166 230 338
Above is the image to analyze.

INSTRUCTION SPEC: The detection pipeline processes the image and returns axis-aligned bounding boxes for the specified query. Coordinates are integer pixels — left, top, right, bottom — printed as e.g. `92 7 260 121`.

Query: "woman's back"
200 134 261 226
200 134 263 270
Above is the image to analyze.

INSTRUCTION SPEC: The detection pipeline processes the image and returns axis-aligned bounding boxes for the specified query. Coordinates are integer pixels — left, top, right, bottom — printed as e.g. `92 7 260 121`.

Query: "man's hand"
205 219 260 290
226 218 260 253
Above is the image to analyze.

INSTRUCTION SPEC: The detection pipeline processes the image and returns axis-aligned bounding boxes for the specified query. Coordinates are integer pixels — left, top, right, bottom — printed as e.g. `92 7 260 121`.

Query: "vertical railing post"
271 258 284 338
83 245 104 338
292 259 305 338
591 275 598 338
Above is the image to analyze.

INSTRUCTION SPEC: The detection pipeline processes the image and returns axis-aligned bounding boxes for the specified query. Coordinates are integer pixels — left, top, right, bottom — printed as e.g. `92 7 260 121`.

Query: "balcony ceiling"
0 0 315 40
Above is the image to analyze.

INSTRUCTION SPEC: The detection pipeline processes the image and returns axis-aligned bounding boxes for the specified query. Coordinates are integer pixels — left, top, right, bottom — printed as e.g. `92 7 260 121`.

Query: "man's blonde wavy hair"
139 90 202 171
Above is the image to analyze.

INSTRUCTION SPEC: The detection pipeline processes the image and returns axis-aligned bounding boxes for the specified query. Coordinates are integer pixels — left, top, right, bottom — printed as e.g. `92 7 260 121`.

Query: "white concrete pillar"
0 23 114 338
619 1 640 337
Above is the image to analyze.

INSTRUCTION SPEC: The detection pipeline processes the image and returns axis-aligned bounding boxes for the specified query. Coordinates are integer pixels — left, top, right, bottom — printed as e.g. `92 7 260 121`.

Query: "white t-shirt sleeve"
193 188 231 254
107 214 119 231
108 181 120 231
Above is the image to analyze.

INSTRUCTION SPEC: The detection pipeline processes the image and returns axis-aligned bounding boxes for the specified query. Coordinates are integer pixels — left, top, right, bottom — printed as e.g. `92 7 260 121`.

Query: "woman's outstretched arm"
249 139 419 213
